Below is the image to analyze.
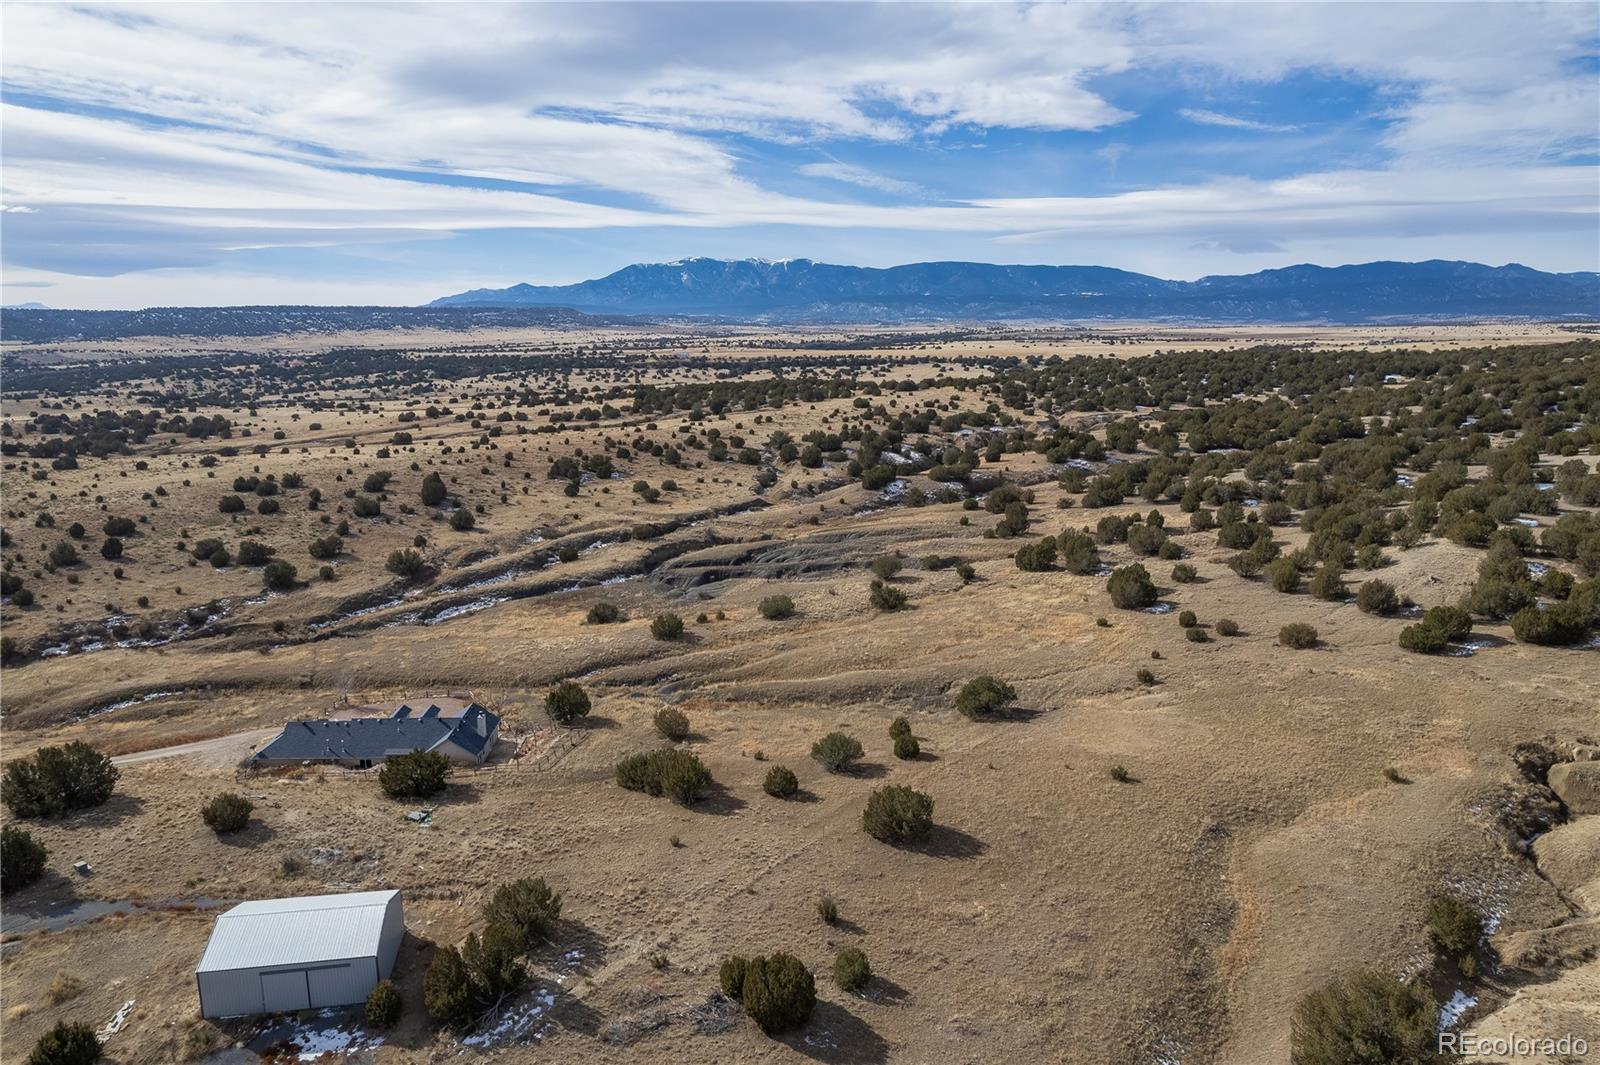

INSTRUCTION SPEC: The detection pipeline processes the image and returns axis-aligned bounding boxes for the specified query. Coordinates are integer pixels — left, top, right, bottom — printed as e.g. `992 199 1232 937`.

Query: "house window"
359 759 372 769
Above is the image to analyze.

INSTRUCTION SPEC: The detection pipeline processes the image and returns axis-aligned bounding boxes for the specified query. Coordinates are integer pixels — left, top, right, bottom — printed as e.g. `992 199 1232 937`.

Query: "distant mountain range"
0 304 628 344
433 257 1600 323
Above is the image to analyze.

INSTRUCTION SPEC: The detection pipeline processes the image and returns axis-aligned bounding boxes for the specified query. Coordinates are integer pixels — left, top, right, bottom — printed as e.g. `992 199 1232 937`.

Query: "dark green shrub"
1426 895 1483 977
1266 557 1301 593
365 979 402 1028
1136 668 1156 685
762 765 799 798
378 750 449 799
1109 764 1131 783
1177 609 1197 628
1510 601 1592 645
352 495 381 518
586 602 621 624
99 537 123 560
862 785 934 844
758 594 795 620
308 534 345 560
888 716 911 740
420 471 447 506
423 946 477 1031
893 733 920 760
461 923 527 1005
654 706 690 740
1106 564 1157 609
237 540 275 566
1056 529 1101 574
833 947 871 993
1126 523 1168 557
24 1021 100 1065
1356 580 1399 615
1423 606 1472 640
1309 564 1345 601
740 953 816 1035
1014 538 1056 571
484 877 563 946
2 742 118 819
816 895 838 925
449 508 475 532
956 562 976 582
545 681 591 724
201 793 252 834
1171 562 1197 583
651 613 685 640
261 560 297 591
385 548 425 578
1184 626 1208 643
719 955 749 999
869 581 908 611
870 555 902 580
1 825 47 893
615 749 713 803
955 675 1016 718
1289 968 1440 1065
1279 622 1320 649
811 732 864 772
1398 622 1449 654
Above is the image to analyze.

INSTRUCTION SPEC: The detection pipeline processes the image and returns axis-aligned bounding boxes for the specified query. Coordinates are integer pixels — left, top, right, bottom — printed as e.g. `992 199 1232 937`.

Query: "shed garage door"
260 969 310 1012
308 962 367 1007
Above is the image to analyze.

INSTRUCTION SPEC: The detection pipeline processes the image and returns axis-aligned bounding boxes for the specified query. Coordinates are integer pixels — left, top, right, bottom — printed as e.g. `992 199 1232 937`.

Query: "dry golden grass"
2 323 1597 1064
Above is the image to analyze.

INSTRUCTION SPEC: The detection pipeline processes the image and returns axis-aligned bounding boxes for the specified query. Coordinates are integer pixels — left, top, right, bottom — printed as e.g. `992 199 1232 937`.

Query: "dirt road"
111 727 278 768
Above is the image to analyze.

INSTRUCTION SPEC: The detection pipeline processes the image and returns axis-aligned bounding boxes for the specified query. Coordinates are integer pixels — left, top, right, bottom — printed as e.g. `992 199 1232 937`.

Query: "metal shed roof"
196 890 398 973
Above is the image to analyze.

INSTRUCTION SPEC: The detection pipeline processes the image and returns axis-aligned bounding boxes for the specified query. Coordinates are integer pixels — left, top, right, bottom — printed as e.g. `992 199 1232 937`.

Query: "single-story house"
252 698 500 768
195 889 404 1018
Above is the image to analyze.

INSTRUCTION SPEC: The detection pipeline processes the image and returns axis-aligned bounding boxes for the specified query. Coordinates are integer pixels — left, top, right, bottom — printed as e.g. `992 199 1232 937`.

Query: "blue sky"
2 2 1596 308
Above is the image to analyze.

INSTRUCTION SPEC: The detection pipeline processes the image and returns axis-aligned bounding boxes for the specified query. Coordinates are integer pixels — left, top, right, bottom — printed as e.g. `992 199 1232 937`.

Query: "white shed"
195 890 404 1018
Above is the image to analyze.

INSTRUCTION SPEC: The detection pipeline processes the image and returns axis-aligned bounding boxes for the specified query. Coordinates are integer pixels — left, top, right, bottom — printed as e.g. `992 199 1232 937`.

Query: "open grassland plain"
2 321 1599 1064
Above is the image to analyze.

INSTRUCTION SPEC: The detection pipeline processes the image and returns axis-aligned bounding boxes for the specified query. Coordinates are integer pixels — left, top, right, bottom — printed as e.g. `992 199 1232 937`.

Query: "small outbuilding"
195 889 404 1018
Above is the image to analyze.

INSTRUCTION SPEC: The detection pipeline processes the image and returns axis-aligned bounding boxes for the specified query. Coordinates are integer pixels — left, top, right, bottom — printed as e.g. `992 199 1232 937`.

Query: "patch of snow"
460 988 558 1048
1438 990 1476 1031
422 596 508 625
1527 562 1550 577
1395 474 1415 487
98 999 135 1040
1512 517 1540 527
250 1010 383 1061
78 690 180 722
1141 602 1175 615
1443 635 1498 658
1535 482 1556 492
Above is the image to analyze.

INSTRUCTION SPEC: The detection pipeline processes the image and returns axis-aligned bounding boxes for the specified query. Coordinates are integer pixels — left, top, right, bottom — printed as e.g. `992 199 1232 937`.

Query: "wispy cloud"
796 162 923 196
1179 108 1299 133
0 1 1595 305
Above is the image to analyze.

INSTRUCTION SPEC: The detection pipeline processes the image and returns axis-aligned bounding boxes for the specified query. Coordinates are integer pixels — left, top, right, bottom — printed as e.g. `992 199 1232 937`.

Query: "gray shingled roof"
253 702 498 762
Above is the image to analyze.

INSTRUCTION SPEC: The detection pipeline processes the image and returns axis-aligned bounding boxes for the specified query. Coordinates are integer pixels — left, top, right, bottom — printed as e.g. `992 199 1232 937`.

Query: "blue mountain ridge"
431 257 1600 322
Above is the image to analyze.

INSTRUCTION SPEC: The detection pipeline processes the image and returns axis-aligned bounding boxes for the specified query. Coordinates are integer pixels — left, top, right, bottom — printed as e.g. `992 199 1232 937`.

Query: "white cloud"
796 162 924 196
0 1 1595 300
1179 109 1298 133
